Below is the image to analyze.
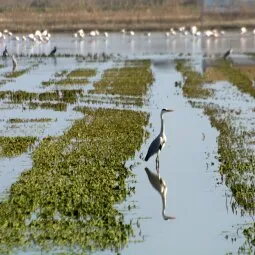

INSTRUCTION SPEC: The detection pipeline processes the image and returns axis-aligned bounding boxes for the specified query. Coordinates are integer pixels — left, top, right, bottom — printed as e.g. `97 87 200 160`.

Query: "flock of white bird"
0 29 51 44
1 26 255 46
72 26 255 39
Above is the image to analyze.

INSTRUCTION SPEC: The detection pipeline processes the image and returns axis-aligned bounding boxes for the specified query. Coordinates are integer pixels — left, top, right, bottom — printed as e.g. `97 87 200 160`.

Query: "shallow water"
0 31 254 254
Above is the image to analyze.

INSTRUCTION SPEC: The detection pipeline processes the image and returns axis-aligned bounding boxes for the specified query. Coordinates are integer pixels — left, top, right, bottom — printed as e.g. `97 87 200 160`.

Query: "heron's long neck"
160 114 165 135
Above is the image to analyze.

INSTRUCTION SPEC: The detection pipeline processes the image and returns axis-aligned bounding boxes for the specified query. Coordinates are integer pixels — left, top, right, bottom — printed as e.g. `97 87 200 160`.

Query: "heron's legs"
156 154 160 175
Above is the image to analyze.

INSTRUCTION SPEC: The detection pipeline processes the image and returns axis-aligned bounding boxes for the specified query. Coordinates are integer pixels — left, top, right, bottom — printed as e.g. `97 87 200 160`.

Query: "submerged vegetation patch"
42 77 89 86
0 107 149 253
28 102 67 111
4 69 29 78
90 60 154 97
0 136 36 157
67 68 97 78
175 59 213 98
8 118 53 123
204 105 255 252
175 60 255 252
214 61 255 98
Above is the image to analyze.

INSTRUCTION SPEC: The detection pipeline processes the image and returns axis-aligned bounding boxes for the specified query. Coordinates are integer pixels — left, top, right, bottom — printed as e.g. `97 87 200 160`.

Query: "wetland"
0 32 254 254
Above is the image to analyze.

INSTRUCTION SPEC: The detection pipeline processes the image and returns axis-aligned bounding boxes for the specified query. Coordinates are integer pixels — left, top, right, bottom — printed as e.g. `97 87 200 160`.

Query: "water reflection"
144 167 175 221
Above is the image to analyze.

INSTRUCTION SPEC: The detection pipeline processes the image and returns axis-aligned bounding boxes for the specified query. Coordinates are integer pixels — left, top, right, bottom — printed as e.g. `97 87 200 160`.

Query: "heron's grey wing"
145 135 161 161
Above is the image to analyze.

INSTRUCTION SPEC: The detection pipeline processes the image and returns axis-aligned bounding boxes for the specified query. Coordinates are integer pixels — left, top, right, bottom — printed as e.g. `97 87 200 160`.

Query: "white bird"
104 32 109 38
129 31 135 36
170 28 176 35
241 27 247 35
145 108 173 174
165 32 170 37
145 167 176 220
121 29 126 34
89 30 96 37
191 25 197 35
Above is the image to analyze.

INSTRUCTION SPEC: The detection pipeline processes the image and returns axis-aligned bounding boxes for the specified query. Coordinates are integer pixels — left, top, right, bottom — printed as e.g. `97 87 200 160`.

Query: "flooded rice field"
0 31 254 254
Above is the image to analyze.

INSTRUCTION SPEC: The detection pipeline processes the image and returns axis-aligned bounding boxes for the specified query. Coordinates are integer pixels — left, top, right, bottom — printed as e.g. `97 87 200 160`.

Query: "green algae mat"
0 107 148 253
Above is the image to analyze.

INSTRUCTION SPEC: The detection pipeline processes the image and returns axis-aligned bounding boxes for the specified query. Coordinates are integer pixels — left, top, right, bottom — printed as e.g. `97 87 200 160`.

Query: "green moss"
175 59 213 98
54 70 68 77
0 107 148 253
90 60 154 97
8 118 53 123
67 68 97 78
28 102 67 111
42 78 89 86
215 60 255 98
0 136 36 157
4 69 29 78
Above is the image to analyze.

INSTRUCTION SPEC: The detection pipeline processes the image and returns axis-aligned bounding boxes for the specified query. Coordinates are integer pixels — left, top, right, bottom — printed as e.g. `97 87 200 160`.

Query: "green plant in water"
8 118 53 123
0 107 149 254
42 78 89 86
175 59 213 98
215 60 255 98
4 69 29 78
29 102 67 111
0 136 36 157
67 68 97 78
90 60 154 97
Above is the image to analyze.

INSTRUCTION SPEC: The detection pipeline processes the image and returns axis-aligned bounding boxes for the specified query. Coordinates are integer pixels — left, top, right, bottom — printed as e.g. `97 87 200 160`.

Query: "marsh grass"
8 118 53 123
176 59 255 252
28 102 67 111
0 107 148 253
67 68 97 78
0 136 36 157
215 61 255 98
90 60 154 97
175 59 213 98
4 69 29 78
42 77 89 86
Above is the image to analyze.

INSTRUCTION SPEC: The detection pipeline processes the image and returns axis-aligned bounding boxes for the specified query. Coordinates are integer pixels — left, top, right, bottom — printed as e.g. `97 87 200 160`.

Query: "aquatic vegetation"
0 136 36 157
176 60 255 252
204 105 255 252
0 107 148 254
90 60 154 97
29 102 67 111
175 59 213 98
67 68 97 78
4 69 29 78
215 61 255 98
9 90 37 103
54 70 68 77
8 118 53 123
81 94 145 107
42 78 89 86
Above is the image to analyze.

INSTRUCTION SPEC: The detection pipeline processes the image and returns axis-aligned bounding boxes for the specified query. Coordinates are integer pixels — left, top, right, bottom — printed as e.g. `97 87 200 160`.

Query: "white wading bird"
145 167 176 220
145 108 173 174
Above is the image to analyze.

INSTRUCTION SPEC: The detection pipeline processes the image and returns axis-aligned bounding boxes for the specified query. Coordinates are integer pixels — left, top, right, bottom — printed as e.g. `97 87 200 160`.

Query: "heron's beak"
166 109 174 112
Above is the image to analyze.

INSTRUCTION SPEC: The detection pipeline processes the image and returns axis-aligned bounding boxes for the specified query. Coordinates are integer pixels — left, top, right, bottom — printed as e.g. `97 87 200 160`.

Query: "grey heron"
12 55 17 72
145 167 175 220
49 46 57 57
223 48 232 60
2 46 8 57
145 108 173 174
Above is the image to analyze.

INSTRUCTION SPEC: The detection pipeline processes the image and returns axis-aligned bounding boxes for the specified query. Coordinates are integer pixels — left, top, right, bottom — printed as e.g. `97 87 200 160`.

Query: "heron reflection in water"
145 167 175 220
